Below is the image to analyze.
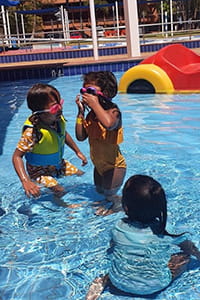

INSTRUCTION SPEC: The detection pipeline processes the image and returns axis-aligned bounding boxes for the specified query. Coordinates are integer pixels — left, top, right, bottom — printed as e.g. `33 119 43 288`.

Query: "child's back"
110 217 188 295
109 175 200 295
86 174 200 299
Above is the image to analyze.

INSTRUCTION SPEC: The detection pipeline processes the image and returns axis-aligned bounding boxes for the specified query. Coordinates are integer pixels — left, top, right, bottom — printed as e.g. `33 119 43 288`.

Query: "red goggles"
33 99 64 115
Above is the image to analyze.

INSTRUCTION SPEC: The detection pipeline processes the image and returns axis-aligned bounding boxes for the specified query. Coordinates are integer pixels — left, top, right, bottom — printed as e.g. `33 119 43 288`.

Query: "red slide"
141 44 200 91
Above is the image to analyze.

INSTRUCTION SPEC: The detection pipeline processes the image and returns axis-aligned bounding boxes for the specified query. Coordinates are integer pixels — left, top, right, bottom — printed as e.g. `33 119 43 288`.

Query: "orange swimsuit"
84 111 126 175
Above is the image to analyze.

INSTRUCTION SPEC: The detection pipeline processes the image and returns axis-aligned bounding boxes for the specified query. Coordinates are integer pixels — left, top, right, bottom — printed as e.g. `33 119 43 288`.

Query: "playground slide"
119 44 200 93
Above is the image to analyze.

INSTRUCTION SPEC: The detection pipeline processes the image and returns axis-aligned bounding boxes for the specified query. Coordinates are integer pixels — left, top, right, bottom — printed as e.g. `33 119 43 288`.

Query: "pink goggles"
80 87 111 100
80 86 104 97
33 99 64 115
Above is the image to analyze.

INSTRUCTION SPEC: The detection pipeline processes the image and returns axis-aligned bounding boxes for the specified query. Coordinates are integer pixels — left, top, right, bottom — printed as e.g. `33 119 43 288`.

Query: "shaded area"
127 79 155 94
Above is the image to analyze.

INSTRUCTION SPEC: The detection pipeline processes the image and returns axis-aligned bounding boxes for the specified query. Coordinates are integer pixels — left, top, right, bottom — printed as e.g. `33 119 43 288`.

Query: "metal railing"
1 20 200 53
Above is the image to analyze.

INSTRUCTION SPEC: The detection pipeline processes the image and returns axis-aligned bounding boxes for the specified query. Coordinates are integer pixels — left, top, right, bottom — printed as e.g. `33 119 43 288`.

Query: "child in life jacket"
86 175 200 299
13 83 87 199
75 71 126 215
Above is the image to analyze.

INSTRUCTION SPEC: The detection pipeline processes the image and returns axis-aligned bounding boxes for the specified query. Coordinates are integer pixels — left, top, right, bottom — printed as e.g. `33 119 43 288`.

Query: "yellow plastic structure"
118 64 174 94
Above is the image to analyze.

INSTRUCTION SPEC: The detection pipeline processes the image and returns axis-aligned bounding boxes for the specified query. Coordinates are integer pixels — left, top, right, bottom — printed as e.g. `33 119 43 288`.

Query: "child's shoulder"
107 105 121 120
22 126 34 136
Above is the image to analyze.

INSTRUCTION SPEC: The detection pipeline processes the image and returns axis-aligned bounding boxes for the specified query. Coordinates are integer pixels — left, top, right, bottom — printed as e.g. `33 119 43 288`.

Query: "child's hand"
82 93 98 109
75 95 85 114
76 151 88 166
22 179 40 198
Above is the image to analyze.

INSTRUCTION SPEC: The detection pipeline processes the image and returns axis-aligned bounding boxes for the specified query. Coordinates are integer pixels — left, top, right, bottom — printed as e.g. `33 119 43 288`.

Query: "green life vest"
24 116 66 168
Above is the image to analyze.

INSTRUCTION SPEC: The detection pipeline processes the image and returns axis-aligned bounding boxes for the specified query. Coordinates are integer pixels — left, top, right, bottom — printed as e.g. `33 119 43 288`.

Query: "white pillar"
1 6 8 45
21 13 26 43
61 6 67 41
89 0 98 60
6 9 11 47
170 0 173 36
115 1 120 38
123 0 140 57
161 1 164 36
15 12 20 45
164 11 168 37
64 8 70 40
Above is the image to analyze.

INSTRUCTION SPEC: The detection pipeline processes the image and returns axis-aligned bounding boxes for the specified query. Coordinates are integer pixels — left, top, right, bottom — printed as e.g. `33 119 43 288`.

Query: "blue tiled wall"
0 59 141 81
63 60 140 77
0 39 200 82
0 66 63 81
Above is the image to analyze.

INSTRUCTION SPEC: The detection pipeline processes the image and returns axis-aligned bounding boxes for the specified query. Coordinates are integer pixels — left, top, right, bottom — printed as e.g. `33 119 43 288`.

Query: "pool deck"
0 51 153 70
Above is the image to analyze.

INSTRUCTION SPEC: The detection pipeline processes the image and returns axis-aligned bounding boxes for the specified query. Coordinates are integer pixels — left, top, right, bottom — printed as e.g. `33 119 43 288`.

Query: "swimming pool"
0 74 200 300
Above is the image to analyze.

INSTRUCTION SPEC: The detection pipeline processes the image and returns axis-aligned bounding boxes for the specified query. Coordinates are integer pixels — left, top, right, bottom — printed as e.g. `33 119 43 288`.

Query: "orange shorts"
27 159 79 188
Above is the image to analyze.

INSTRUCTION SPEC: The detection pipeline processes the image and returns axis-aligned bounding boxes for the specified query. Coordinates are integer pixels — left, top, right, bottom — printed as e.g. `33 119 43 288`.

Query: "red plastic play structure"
119 44 200 93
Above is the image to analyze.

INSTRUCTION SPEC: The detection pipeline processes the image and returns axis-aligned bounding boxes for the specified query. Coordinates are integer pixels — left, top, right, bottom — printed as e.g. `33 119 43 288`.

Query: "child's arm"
179 240 200 260
12 149 40 198
75 95 88 141
82 93 120 129
65 131 87 166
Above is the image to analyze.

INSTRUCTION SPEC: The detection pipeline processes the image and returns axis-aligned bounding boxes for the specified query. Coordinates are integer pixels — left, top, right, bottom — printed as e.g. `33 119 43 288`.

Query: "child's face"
39 97 63 125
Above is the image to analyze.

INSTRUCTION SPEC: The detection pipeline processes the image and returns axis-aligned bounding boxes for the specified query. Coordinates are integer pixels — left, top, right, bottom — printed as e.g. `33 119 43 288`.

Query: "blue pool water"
0 75 200 300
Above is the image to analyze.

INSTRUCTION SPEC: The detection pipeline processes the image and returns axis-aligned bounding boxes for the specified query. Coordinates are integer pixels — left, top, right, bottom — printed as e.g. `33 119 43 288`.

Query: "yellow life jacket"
23 116 66 167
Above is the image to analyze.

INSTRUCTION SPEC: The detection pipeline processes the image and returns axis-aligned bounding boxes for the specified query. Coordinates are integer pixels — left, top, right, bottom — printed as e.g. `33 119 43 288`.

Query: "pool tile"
1 39 200 81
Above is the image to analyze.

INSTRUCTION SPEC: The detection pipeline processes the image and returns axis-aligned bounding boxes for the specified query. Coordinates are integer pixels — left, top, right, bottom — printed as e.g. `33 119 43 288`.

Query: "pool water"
0 75 200 300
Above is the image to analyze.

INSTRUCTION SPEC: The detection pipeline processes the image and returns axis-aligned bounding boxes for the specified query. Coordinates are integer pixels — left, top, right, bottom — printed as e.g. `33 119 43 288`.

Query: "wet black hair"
27 83 61 112
122 175 184 237
82 71 118 99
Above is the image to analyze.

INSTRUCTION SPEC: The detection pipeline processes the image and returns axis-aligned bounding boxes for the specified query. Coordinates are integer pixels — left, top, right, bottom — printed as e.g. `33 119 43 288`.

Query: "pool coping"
0 53 149 69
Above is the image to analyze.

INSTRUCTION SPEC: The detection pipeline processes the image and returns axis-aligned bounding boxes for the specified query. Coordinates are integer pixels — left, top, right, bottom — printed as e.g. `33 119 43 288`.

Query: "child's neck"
40 120 58 130
49 121 58 130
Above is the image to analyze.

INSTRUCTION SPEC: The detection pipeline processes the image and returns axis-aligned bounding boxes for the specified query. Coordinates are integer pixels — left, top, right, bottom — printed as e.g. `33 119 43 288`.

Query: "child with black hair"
86 175 200 299
12 83 87 199
75 71 126 215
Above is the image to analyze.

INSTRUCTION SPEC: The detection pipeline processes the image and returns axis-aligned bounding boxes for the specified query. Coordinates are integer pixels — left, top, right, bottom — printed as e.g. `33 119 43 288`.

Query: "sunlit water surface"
0 74 200 300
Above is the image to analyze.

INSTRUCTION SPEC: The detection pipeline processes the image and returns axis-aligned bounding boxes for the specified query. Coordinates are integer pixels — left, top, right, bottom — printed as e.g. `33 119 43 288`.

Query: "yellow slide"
118 64 174 94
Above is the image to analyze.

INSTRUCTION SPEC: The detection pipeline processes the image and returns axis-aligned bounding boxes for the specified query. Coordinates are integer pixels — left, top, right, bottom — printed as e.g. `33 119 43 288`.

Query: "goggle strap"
32 109 50 115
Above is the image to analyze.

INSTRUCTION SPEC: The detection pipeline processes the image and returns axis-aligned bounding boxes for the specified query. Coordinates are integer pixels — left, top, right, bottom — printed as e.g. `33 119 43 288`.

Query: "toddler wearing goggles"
13 83 87 201
32 98 64 115
75 71 126 215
